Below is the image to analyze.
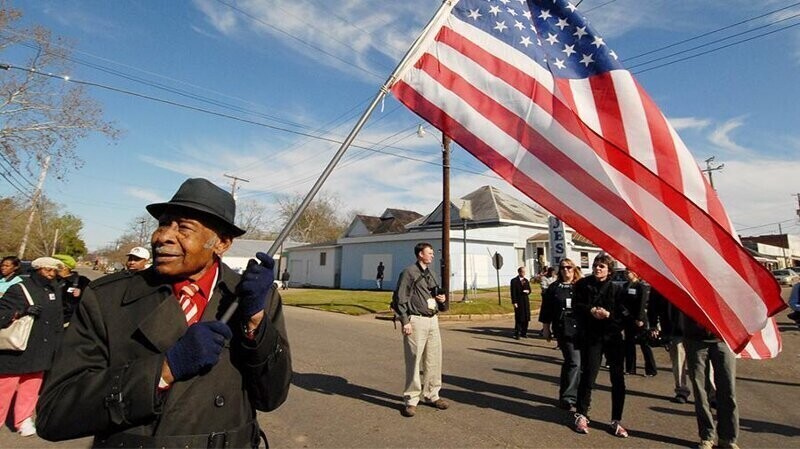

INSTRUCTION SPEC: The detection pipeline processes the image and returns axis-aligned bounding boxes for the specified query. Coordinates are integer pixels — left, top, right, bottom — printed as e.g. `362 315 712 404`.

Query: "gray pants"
403 315 442 406
686 339 738 444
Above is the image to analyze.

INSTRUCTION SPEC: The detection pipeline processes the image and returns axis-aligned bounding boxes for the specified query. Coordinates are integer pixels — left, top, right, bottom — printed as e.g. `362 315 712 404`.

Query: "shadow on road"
740 417 800 437
468 347 564 366
736 376 800 388
452 326 514 338
442 374 563 424
292 372 401 410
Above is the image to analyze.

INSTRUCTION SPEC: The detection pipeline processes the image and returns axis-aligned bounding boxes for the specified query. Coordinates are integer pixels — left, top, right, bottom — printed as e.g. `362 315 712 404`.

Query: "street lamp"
459 200 473 302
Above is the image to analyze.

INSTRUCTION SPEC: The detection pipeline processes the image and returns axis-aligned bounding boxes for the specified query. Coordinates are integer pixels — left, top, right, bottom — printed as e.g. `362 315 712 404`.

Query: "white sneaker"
18 417 36 437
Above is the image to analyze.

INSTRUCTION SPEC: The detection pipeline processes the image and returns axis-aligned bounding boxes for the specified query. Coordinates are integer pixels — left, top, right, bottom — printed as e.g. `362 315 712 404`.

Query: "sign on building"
548 216 573 268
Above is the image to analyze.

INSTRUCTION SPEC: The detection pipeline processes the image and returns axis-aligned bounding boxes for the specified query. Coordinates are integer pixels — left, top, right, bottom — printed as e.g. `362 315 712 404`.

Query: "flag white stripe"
566 78 603 135
610 71 657 171
666 121 711 212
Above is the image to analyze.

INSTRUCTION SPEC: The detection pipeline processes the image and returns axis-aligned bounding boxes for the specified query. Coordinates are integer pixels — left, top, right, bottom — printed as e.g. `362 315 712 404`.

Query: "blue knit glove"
237 252 275 318
165 321 232 381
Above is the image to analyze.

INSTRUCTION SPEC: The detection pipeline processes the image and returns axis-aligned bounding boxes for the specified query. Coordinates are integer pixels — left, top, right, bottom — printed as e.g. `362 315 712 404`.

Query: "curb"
374 312 516 322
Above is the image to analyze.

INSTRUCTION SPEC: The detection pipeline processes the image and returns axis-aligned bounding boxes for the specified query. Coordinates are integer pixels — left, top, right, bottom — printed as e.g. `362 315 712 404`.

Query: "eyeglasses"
560 265 573 270
593 263 608 269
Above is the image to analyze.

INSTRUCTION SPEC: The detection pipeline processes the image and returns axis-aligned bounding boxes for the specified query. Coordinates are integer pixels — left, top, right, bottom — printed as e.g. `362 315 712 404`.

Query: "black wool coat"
0 272 64 374
510 276 532 322
35 264 292 446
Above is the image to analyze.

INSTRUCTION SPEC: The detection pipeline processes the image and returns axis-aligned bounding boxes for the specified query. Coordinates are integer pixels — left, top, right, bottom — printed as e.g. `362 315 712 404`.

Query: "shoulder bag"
0 284 36 351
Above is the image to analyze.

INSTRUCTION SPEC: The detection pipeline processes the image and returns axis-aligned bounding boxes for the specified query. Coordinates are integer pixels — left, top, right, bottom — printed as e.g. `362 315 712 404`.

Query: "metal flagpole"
221 0 459 323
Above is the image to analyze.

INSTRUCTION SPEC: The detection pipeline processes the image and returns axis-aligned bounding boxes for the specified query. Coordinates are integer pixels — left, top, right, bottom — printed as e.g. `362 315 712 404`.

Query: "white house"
222 238 303 277
285 185 603 291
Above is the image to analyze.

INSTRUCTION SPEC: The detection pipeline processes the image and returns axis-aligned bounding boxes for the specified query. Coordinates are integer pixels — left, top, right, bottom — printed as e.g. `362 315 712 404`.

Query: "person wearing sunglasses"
572 254 629 438
539 258 583 411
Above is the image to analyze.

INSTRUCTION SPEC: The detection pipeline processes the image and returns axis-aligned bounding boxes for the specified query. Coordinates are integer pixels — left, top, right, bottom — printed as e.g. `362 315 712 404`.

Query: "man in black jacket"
510 266 532 339
36 178 292 448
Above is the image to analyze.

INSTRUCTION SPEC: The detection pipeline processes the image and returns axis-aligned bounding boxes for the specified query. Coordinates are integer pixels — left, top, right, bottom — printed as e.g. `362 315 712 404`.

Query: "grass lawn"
279 286 543 316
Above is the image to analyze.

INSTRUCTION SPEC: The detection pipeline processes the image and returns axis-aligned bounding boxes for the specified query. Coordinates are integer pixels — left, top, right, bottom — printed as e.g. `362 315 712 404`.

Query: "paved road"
2 284 797 448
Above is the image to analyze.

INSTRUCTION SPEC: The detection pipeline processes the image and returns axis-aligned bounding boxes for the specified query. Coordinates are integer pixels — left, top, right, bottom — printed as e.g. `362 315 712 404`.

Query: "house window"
580 252 589 269
320 252 327 266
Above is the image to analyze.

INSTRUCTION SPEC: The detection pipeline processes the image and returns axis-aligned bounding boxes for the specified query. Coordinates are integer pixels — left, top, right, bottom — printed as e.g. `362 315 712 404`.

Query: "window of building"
320 252 327 266
580 252 589 269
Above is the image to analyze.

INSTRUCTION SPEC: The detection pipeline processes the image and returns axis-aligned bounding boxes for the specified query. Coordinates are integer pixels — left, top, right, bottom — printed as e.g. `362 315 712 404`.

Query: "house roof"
413 185 549 228
345 209 423 237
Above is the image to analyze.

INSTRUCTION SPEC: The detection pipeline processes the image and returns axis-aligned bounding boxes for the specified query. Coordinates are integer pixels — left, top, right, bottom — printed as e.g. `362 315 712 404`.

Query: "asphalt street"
1 284 797 448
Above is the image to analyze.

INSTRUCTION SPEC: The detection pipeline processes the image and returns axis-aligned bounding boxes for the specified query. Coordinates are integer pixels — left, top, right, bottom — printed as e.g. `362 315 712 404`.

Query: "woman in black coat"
539 258 583 410
0 257 64 437
572 254 629 438
621 271 657 376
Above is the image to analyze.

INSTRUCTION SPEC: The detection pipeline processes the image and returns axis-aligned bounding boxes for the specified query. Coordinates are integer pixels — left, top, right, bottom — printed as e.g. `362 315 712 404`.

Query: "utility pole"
51 228 59 256
778 222 788 269
794 193 800 221
701 156 724 189
138 219 147 245
441 134 451 303
18 155 51 259
223 174 249 199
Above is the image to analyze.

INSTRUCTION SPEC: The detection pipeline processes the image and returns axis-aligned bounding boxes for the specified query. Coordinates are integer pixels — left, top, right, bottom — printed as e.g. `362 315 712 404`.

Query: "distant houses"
283 185 603 290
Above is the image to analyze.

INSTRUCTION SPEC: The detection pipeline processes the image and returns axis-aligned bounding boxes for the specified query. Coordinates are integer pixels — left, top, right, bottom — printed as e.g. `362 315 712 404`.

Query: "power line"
633 19 800 74
585 0 619 13
624 1 800 62
629 10 800 71
735 217 798 232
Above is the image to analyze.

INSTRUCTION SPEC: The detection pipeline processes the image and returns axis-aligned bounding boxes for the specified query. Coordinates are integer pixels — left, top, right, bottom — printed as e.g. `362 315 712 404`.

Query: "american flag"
390 0 784 357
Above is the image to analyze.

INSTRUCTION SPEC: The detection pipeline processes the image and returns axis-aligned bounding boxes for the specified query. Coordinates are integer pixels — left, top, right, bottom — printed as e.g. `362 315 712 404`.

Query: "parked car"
772 269 799 286
787 266 800 277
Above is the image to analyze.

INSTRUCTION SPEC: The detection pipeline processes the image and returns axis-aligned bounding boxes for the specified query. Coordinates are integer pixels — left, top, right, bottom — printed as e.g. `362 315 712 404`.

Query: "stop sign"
492 252 503 270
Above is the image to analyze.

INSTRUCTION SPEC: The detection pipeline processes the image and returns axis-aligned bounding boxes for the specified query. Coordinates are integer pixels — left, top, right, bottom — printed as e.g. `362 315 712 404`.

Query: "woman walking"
622 271 657 376
539 258 583 410
0 256 23 297
572 254 629 438
0 257 64 437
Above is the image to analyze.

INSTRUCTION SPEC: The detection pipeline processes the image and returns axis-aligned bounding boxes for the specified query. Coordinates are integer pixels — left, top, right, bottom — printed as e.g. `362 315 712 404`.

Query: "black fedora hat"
146 178 246 237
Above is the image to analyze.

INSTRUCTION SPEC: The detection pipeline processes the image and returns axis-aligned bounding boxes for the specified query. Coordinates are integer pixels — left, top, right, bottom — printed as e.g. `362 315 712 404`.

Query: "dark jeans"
558 336 581 405
624 325 657 374
576 332 626 421
686 339 738 444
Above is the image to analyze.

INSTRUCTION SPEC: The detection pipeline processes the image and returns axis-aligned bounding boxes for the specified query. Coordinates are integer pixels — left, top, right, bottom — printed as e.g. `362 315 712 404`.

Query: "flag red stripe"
588 72 630 155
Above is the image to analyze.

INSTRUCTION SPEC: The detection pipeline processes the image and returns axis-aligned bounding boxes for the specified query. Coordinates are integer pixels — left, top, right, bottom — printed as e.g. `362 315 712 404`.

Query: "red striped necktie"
178 283 203 325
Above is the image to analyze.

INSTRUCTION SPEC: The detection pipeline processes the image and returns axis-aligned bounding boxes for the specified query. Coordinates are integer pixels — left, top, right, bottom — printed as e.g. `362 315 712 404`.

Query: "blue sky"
3 0 800 251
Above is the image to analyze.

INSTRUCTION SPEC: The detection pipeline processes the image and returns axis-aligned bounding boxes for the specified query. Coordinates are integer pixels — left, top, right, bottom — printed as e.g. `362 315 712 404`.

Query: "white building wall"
284 247 341 288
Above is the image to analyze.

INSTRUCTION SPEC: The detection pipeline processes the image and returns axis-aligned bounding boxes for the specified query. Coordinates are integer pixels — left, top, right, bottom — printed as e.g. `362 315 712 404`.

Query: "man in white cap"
125 246 150 272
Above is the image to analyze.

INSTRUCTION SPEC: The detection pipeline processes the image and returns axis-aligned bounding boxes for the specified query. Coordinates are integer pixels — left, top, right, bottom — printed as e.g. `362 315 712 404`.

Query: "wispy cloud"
125 187 164 204
40 3 117 36
190 0 435 81
707 117 753 155
669 117 711 132
713 158 800 234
